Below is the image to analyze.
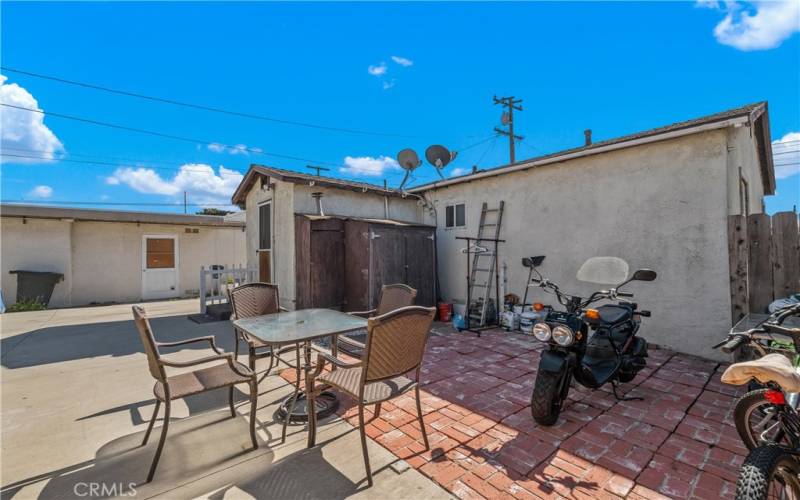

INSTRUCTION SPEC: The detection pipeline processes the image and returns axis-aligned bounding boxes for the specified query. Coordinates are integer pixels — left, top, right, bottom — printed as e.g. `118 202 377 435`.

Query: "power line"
0 200 234 207
1 102 346 167
1 66 417 139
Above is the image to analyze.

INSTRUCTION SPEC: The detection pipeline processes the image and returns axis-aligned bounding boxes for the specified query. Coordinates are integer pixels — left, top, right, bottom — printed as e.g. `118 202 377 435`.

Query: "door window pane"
259 203 271 249
146 238 175 268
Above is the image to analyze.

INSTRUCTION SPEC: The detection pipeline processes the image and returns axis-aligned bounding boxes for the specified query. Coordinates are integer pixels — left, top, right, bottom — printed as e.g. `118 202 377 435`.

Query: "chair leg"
228 386 236 417
414 386 430 450
249 345 256 372
146 398 170 483
233 332 240 361
249 380 259 449
358 404 373 487
141 399 161 446
373 402 382 420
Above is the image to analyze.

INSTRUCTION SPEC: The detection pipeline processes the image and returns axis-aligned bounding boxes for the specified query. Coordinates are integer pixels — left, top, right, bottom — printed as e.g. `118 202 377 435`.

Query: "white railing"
199 264 258 314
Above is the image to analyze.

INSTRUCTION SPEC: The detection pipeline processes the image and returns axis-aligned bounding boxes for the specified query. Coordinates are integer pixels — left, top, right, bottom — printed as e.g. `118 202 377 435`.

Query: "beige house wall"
726 124 766 216
1 217 245 308
421 129 740 360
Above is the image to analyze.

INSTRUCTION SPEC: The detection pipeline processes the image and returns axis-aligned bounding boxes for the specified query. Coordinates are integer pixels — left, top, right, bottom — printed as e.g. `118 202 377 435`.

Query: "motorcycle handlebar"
616 291 634 298
720 334 749 354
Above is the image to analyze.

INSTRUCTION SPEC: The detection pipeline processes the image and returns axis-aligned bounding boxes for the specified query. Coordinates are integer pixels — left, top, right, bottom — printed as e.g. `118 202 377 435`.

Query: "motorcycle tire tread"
736 445 800 500
531 370 563 426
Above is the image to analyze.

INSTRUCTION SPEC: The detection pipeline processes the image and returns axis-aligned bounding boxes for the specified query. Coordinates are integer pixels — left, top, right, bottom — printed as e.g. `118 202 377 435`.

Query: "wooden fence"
728 211 800 322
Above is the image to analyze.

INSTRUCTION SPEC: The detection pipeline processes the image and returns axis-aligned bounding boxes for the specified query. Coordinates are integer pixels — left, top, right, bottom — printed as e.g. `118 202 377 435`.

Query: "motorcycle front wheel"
736 445 800 500
531 368 571 426
734 389 788 450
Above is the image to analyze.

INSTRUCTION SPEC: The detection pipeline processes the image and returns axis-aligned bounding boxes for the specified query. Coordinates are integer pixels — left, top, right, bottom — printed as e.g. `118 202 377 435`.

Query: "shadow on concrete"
0 408 364 500
1 314 237 370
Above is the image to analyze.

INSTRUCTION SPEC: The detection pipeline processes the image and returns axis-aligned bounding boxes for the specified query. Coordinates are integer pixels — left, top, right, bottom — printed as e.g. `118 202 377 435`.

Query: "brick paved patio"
292 325 749 499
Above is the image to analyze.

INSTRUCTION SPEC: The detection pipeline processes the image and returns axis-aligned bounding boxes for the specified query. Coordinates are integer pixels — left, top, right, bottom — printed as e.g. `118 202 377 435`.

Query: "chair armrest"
347 309 376 318
337 335 365 350
160 353 232 368
311 352 361 378
279 306 290 312
157 336 223 354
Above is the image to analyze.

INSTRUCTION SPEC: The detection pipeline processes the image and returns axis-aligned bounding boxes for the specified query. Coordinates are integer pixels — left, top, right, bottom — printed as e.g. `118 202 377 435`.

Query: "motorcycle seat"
596 305 631 324
721 353 800 392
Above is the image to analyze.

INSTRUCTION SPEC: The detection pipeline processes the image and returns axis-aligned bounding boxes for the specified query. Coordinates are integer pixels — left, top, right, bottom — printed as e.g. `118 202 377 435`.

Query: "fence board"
728 215 749 322
747 213 773 313
772 211 800 300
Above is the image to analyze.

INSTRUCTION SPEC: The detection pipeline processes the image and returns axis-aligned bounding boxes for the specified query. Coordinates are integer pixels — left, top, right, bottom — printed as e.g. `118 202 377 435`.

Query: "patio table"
233 308 367 441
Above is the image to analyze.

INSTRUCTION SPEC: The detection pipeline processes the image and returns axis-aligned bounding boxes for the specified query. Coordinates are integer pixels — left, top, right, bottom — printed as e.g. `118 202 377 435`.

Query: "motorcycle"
527 256 657 425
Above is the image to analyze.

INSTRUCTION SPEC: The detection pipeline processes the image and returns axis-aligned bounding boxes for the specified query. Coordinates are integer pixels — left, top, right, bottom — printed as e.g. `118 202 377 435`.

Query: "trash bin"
9 270 64 306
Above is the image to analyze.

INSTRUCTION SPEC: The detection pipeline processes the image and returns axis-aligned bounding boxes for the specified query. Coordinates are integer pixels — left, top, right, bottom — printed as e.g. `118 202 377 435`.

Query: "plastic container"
438 302 453 322
452 313 467 331
520 311 542 334
501 310 520 331
513 304 533 315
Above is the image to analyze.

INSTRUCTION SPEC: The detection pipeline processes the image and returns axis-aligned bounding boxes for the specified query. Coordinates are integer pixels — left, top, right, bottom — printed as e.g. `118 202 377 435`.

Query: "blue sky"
1 1 798 214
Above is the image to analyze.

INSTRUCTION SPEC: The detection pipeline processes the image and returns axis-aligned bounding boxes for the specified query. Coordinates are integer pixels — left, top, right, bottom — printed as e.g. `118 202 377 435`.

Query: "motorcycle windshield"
576 256 630 285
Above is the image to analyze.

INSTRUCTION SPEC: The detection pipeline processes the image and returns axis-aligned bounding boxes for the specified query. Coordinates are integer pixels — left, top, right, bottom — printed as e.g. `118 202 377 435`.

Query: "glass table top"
233 308 368 344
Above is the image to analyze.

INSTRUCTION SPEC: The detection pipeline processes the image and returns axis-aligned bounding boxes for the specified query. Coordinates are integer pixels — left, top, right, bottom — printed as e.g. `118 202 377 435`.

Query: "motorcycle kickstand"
611 381 643 402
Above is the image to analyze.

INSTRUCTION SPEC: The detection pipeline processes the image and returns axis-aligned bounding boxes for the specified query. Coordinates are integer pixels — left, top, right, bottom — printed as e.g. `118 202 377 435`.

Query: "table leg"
281 343 302 444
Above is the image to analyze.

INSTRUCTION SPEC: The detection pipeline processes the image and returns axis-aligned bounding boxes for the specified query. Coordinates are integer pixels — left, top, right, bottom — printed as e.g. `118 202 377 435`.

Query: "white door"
142 235 179 300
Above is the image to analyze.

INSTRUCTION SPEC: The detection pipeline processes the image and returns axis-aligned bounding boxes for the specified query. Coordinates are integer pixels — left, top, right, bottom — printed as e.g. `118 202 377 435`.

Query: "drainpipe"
383 180 389 219
311 192 325 216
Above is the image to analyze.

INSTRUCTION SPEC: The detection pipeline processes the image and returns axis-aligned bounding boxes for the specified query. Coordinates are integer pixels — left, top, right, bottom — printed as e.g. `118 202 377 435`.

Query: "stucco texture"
1 218 245 308
425 130 736 360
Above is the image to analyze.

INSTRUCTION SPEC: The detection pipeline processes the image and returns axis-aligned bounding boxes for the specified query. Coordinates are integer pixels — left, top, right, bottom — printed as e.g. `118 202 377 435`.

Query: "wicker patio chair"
132 306 258 483
307 305 436 486
228 283 295 381
338 284 417 358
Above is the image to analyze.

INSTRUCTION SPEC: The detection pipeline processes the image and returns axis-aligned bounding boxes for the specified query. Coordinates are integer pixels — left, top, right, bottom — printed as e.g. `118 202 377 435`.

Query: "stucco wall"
1 217 245 308
1 217 73 307
726 124 765 215
422 129 736 360
293 184 421 223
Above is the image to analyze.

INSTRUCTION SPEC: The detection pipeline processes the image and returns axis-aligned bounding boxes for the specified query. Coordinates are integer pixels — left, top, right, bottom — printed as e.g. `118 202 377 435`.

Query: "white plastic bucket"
520 311 541 334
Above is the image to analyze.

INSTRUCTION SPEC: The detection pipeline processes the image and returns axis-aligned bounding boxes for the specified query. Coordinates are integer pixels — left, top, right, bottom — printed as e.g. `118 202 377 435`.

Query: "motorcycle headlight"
552 325 575 346
532 322 551 342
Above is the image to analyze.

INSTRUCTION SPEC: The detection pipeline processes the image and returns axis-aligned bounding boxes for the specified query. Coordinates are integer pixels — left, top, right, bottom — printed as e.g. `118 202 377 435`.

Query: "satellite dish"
396 148 421 191
397 148 421 171
425 145 457 180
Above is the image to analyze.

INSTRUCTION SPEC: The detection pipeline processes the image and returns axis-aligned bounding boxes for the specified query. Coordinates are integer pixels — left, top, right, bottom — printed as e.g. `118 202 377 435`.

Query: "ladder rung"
473 268 491 272
471 283 488 288
482 223 497 226
484 209 499 212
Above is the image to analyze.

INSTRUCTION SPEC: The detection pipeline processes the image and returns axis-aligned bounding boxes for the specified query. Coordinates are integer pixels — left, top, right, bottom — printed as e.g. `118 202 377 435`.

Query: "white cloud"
701 1 800 50
0 75 64 163
773 131 800 179
450 167 469 177
382 80 396 90
106 164 244 206
207 142 251 155
339 156 400 177
367 63 387 76
391 56 413 67
28 185 53 198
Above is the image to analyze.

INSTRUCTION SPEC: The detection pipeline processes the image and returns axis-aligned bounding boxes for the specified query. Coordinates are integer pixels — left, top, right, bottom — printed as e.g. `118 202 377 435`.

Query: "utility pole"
183 191 187 214
493 95 523 164
306 165 330 177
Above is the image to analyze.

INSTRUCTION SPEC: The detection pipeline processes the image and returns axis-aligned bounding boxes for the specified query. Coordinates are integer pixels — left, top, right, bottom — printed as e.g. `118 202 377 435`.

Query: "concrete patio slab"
0 300 450 500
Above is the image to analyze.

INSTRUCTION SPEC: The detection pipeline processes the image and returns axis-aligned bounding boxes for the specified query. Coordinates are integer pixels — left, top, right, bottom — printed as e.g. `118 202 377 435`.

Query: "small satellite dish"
501 112 510 125
397 148 421 171
425 145 457 180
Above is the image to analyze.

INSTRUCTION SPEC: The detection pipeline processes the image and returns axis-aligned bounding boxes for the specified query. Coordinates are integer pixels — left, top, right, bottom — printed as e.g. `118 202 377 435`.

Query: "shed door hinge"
370 232 381 239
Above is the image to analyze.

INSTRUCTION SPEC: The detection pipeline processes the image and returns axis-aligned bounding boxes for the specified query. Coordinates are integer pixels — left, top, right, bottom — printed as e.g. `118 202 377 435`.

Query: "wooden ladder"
468 201 505 327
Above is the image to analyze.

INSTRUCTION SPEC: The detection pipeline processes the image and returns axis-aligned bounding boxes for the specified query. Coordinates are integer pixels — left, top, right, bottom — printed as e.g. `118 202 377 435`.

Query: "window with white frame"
445 202 466 229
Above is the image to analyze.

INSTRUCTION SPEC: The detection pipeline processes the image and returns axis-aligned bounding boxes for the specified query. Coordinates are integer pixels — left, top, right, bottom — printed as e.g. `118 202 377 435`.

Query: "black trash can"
9 270 64 306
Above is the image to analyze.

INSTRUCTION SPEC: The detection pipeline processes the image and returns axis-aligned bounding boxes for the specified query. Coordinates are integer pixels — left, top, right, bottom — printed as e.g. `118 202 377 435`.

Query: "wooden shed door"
369 226 406 309
310 219 345 309
405 229 436 306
